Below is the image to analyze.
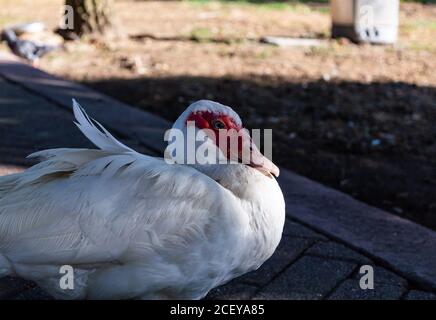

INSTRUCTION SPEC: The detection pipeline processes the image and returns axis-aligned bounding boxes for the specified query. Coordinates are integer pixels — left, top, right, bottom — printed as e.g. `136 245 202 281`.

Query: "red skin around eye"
186 112 210 130
186 111 243 158
186 111 241 133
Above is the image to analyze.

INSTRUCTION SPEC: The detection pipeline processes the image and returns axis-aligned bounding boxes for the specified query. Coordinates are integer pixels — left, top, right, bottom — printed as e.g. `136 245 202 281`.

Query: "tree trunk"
65 0 113 37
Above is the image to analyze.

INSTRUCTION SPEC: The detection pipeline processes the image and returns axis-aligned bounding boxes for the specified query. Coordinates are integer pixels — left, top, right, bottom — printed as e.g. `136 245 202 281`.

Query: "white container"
331 0 399 44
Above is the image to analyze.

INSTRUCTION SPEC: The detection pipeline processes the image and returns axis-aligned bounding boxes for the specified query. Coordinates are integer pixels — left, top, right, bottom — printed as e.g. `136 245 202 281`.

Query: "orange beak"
223 128 280 178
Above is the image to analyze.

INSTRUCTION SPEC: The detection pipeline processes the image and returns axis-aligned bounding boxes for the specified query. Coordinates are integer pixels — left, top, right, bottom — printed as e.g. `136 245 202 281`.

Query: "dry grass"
0 1 434 85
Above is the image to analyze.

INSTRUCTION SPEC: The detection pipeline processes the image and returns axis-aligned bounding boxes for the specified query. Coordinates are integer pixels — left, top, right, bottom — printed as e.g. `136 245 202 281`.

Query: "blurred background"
0 0 435 229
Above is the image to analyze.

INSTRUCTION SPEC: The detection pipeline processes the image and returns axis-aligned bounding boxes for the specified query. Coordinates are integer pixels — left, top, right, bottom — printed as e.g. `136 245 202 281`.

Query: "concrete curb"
278 170 436 291
0 55 435 292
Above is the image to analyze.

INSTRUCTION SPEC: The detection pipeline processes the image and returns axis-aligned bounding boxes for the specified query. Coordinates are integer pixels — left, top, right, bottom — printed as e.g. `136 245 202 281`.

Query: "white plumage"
0 99 285 299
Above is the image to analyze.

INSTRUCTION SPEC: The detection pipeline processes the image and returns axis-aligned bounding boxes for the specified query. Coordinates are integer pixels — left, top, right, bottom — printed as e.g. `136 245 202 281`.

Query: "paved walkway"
0 54 435 300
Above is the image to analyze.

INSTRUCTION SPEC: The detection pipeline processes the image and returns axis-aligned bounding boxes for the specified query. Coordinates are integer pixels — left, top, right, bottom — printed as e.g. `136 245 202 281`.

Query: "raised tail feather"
72 99 135 154
0 100 139 195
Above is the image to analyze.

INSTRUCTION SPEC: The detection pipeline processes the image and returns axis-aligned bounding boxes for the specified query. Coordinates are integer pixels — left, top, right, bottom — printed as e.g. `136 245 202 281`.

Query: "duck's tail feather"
72 99 135 154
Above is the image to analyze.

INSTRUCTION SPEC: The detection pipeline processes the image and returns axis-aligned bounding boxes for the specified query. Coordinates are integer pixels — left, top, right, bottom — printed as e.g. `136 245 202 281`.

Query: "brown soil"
1 1 436 229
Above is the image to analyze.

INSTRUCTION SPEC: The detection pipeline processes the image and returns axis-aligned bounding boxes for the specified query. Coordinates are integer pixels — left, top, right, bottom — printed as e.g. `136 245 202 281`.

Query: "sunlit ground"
0 0 435 84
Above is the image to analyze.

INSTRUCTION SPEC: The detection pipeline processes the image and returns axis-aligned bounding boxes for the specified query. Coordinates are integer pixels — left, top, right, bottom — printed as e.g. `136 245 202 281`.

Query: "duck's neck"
189 164 257 198
191 163 285 268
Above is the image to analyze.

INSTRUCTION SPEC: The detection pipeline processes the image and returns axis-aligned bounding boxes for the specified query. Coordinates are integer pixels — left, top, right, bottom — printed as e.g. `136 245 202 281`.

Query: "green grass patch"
401 19 436 34
186 0 436 8
189 27 214 42
409 19 436 30
407 42 436 52
401 0 436 4
185 0 329 12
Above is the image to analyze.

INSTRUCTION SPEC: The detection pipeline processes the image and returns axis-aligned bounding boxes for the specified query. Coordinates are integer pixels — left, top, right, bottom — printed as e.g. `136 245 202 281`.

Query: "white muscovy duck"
0 99 285 299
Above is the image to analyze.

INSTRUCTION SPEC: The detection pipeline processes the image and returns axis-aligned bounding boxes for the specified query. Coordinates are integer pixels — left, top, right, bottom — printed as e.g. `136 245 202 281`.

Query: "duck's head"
169 100 279 177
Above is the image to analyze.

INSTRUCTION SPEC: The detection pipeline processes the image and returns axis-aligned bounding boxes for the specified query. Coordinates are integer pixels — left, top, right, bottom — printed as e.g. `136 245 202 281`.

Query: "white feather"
72 99 134 153
0 100 285 299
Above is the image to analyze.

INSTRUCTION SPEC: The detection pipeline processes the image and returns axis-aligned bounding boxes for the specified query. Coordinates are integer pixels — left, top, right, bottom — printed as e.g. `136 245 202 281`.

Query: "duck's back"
0 149 257 299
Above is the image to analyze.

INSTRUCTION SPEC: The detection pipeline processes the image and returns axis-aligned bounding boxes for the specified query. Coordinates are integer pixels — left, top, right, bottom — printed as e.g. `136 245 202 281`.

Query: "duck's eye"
212 120 226 130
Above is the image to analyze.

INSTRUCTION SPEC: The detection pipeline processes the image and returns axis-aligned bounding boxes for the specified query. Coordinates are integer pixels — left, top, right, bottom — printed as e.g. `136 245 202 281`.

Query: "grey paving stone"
404 290 436 300
253 256 356 300
205 280 258 300
10 286 54 300
0 276 34 299
306 241 372 264
238 236 314 286
278 169 436 291
254 291 322 300
0 59 171 155
282 220 327 241
0 77 155 166
352 266 408 288
133 127 169 155
328 279 406 300
0 78 94 164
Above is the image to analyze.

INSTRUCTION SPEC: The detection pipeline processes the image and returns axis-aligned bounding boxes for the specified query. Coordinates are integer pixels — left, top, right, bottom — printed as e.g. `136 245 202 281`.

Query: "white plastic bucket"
331 0 399 44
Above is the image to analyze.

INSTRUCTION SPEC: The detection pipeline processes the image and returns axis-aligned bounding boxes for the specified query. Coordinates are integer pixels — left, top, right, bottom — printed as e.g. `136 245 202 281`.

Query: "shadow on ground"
75 75 436 230
0 74 435 229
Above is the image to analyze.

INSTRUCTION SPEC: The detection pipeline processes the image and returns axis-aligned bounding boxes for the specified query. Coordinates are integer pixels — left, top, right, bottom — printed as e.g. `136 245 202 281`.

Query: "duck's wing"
0 101 242 275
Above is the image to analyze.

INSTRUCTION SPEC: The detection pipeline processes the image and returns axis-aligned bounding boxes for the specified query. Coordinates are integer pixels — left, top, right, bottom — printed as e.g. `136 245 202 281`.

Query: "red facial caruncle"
186 111 242 159
185 110 279 177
